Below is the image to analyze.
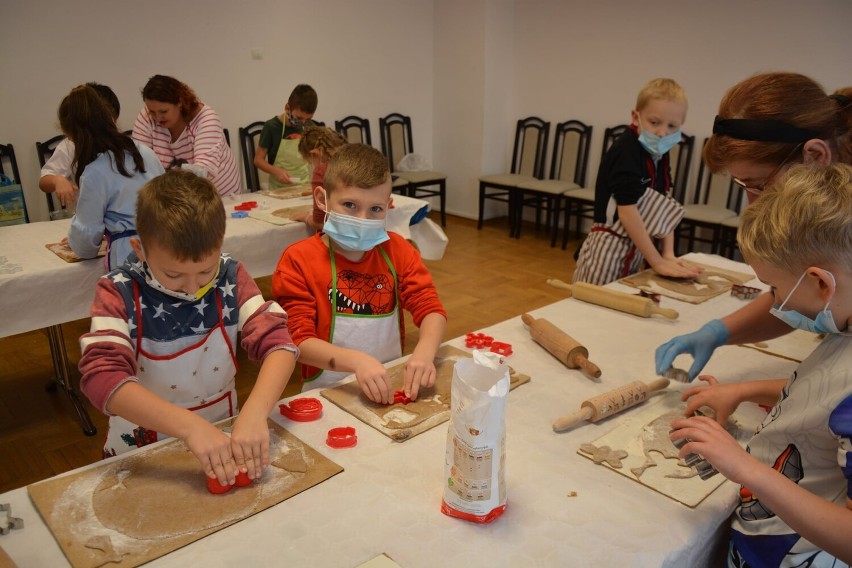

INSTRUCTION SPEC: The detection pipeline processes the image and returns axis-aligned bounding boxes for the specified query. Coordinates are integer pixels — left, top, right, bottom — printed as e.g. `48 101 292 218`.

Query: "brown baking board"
45 240 107 263
258 183 313 200
248 202 313 226
578 391 738 507
321 345 530 442
619 261 753 304
27 419 341 568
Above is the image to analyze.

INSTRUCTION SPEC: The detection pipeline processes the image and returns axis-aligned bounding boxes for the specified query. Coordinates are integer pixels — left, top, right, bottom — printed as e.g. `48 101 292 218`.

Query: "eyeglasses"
732 144 802 197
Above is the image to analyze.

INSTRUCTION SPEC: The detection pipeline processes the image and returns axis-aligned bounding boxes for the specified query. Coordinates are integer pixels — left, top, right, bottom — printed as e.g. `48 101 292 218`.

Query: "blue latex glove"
655 319 730 381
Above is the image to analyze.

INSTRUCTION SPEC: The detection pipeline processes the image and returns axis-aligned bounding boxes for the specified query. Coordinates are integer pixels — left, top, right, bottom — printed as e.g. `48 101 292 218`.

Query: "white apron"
573 185 684 286
303 243 402 390
103 282 238 457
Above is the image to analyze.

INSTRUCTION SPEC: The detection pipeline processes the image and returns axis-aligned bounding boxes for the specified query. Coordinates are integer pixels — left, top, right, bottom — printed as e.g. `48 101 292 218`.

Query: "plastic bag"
396 153 433 172
441 350 509 523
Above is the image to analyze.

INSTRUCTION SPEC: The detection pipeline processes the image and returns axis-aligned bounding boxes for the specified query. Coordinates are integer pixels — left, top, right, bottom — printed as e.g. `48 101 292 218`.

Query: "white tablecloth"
0 193 444 338
0 253 805 567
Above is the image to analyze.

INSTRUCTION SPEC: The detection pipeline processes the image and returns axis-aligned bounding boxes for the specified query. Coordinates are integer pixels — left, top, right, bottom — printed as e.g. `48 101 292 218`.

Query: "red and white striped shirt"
132 104 241 196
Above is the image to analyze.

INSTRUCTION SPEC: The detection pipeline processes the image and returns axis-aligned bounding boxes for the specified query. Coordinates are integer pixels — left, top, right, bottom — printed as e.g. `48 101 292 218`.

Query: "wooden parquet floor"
0 214 577 492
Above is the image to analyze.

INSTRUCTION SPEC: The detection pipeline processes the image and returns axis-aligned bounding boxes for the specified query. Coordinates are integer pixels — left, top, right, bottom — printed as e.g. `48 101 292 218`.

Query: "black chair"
379 113 447 226
0 142 29 224
35 134 72 219
674 138 741 255
238 121 265 191
669 133 695 202
478 116 550 237
514 120 593 244
223 128 231 147
561 124 627 243
335 115 372 146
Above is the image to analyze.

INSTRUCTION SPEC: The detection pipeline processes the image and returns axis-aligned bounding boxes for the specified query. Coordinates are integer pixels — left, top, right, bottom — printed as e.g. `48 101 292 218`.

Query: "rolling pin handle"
649 305 679 320
546 279 573 294
572 353 602 379
552 407 594 433
521 313 534 326
646 377 671 392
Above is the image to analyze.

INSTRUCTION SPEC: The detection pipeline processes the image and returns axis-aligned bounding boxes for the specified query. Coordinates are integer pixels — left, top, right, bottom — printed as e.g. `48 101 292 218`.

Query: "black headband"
712 116 819 143
830 94 851 107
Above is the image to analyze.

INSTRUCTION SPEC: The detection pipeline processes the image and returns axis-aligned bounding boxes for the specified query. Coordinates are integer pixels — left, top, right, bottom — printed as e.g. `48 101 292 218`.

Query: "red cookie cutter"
234 201 258 211
392 390 412 405
489 341 513 356
279 397 323 422
207 470 253 495
326 426 357 448
465 332 493 349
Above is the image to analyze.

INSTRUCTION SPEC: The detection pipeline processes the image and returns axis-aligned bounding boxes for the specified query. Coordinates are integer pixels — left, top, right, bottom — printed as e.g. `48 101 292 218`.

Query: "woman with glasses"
132 75 241 196
656 72 852 380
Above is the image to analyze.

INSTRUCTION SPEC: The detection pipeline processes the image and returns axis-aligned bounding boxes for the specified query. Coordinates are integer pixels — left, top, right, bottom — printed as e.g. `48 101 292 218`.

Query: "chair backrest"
692 138 740 210
238 121 265 191
549 120 593 186
0 143 29 223
668 133 695 201
510 116 550 179
36 134 66 168
378 113 415 173
223 128 231 147
335 115 372 146
35 134 68 215
601 124 629 158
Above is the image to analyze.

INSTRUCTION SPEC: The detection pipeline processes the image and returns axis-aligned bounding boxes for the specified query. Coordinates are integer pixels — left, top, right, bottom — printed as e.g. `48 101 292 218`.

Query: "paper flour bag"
441 350 509 523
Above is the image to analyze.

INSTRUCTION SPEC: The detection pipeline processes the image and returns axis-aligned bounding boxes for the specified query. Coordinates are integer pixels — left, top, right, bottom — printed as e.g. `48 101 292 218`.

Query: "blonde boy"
573 78 701 285
79 170 298 487
671 164 852 566
273 144 447 404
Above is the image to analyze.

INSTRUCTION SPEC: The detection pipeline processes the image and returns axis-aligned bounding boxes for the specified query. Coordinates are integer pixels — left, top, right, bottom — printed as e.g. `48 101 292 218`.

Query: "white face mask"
769 270 848 335
138 246 220 302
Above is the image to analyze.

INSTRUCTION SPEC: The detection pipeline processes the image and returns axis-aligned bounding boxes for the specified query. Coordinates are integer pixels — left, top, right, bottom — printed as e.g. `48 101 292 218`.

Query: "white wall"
3 0 851 223
0 0 435 221
508 0 852 203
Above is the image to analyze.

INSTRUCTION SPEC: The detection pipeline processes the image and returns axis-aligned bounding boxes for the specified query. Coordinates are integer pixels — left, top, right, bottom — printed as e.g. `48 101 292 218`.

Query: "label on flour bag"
441 350 509 523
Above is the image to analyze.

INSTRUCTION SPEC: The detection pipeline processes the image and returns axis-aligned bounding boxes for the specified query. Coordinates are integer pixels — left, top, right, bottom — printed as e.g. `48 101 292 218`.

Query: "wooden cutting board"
258 184 313 200
619 261 753 304
248 201 313 226
577 391 743 507
321 345 531 442
27 419 342 568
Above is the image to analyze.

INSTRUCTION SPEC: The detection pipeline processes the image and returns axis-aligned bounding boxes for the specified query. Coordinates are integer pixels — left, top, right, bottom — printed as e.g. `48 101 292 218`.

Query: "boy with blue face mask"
273 143 447 405
78 170 299 489
671 164 852 566
573 78 702 285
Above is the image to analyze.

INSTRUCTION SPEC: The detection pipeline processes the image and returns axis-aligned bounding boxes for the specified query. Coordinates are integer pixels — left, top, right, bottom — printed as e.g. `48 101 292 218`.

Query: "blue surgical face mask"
638 129 681 157
770 270 847 334
323 210 389 252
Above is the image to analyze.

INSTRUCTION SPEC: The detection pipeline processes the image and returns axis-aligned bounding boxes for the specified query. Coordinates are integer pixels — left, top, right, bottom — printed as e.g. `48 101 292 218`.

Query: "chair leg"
550 195 562 248
439 181 446 227
509 190 520 239
477 183 486 230
561 199 572 250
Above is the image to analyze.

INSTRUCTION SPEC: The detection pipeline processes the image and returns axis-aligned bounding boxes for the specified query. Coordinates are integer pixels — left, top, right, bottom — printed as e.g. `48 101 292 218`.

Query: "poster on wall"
0 180 28 227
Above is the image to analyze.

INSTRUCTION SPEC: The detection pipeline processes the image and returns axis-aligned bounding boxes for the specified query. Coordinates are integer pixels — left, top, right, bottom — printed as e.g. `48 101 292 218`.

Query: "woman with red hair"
132 75 241 196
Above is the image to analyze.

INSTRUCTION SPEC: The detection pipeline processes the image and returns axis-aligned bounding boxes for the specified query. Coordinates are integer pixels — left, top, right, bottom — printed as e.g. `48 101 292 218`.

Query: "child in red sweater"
273 144 446 404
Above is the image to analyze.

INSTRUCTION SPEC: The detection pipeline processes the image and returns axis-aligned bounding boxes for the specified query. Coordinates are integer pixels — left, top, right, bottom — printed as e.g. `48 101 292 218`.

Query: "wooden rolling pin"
552 378 670 432
521 314 601 379
546 279 678 320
